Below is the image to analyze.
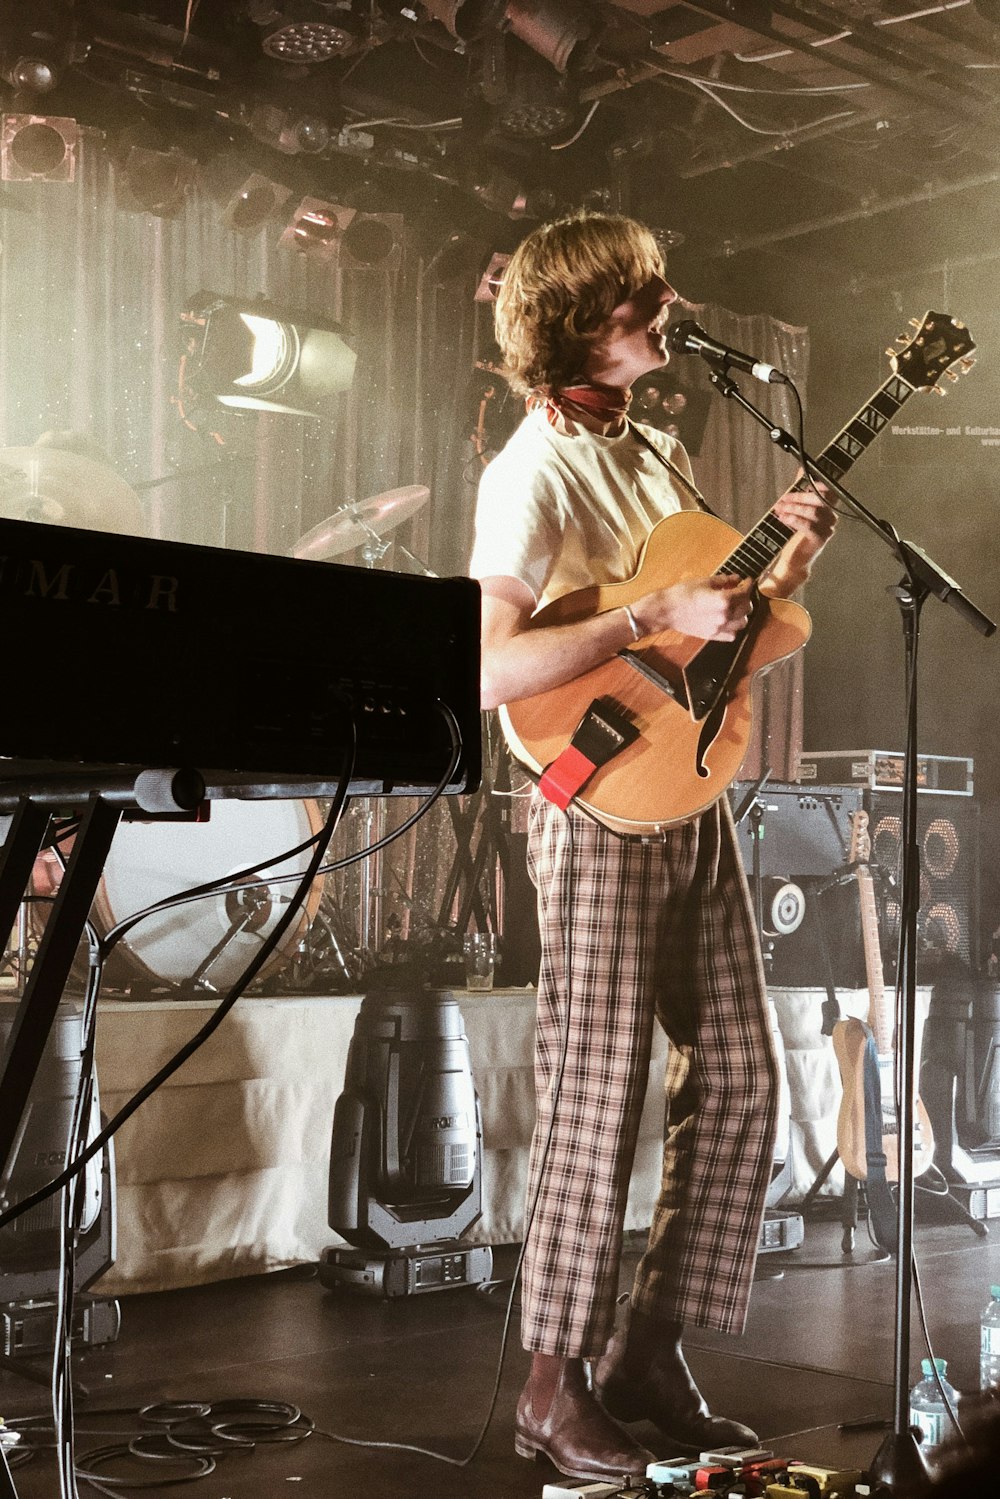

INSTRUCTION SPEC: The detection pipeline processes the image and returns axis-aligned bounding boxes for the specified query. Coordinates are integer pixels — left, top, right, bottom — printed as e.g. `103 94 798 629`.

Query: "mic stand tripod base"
869 1423 932 1496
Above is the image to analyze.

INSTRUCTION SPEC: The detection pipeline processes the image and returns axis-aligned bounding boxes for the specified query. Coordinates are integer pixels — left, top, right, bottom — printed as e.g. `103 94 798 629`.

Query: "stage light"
279 196 357 254
482 34 579 140
0 113 78 182
321 987 493 1295
474 251 509 302
180 292 356 417
251 0 357 60
340 212 403 269
280 200 403 269
245 97 334 155
114 129 197 219
203 156 293 234
0 2 78 96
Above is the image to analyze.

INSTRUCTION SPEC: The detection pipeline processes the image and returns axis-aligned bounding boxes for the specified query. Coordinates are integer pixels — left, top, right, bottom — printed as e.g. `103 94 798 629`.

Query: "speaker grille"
869 794 979 976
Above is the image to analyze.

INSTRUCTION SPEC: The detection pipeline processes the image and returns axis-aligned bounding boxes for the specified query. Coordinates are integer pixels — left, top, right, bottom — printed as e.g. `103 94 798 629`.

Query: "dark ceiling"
4 1 1000 306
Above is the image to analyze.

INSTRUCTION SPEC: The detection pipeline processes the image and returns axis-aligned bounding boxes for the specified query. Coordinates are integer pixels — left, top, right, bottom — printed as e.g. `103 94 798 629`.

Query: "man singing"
469 212 836 1483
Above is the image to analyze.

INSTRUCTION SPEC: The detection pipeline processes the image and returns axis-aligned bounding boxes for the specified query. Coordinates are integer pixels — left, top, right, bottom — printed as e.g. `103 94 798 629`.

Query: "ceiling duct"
502 0 592 72
482 34 579 138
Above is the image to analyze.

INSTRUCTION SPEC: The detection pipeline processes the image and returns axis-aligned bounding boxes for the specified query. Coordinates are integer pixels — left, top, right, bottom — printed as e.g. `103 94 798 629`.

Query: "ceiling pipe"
709 167 1000 257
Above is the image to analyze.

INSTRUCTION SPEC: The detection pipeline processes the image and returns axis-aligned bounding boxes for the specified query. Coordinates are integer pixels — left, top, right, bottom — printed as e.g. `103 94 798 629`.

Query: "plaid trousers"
521 789 779 1358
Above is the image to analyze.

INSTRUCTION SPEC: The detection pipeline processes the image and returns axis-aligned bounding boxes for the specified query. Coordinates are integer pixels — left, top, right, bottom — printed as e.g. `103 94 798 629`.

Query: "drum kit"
0 444 433 998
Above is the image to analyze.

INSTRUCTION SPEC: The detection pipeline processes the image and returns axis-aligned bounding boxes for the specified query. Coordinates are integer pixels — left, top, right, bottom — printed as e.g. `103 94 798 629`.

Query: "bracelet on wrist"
622 604 642 641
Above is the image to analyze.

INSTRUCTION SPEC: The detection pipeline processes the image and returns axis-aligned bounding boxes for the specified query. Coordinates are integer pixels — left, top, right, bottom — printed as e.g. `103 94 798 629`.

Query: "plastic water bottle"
908 1357 956 1453
981 1285 1000 1391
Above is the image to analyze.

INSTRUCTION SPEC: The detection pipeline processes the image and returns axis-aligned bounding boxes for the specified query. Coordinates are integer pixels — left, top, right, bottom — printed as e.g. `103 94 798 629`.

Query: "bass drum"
92 798 326 992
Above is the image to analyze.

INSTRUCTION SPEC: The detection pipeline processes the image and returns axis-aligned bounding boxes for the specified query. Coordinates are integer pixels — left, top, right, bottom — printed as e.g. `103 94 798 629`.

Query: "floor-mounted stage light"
180 292 356 417
0 1000 120 1358
0 113 79 183
320 987 493 1297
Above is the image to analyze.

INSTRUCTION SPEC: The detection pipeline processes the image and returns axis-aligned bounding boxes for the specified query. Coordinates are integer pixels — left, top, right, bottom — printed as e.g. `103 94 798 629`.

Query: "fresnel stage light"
180 293 357 418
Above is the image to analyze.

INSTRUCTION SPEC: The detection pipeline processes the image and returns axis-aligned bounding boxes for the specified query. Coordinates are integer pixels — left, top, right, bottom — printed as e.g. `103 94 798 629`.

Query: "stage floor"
2 1208 999 1496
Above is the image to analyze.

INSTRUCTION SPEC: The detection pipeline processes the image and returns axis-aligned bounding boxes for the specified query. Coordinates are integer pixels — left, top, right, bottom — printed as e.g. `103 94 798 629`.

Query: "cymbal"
0 447 145 535
291 484 429 561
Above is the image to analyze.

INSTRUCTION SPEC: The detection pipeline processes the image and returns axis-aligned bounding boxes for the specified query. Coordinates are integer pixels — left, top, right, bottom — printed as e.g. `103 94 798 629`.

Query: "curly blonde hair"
493 212 664 396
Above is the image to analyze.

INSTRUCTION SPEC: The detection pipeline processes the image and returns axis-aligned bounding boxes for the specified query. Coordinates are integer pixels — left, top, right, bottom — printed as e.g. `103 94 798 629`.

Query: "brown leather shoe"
515 1360 656 1483
592 1318 758 1451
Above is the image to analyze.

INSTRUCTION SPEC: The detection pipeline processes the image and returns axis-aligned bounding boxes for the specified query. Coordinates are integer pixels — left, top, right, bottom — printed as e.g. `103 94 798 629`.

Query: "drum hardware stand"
352 513 438 965
706 358 995 1495
187 885 272 992
732 767 772 964
436 719 505 952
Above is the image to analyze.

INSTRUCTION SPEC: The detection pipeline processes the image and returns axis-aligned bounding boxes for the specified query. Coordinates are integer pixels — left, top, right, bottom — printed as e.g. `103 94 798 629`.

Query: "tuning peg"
908 318 923 328
933 384 947 396
886 347 897 359
945 369 960 381
895 334 910 344
960 357 976 371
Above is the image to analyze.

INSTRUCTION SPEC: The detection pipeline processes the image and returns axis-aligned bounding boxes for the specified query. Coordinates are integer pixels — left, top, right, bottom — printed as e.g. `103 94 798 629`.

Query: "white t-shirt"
469 408 699 610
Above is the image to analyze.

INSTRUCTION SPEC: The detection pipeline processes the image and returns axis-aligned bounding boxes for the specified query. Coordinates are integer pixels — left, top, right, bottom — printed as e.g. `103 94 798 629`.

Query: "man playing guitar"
469 211 836 1484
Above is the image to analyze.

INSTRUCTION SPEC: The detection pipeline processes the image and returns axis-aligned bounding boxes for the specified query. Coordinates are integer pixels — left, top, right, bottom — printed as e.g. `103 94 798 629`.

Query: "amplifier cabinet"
730 782 980 986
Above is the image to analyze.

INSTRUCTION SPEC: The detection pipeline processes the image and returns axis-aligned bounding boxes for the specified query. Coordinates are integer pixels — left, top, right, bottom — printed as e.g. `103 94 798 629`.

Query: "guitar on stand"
831 810 934 1252
829 809 985 1252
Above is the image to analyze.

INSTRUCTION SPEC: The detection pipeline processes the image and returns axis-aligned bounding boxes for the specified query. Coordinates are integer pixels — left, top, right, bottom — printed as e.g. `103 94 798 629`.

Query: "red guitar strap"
538 700 639 811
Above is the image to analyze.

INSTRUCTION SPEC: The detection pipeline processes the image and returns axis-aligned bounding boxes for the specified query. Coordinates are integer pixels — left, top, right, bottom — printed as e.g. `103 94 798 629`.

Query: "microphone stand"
703 358 996 1495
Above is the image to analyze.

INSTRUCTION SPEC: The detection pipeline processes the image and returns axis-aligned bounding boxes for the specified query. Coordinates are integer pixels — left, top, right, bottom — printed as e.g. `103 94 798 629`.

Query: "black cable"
97 704 464 965
0 697 463 1230
98 824 329 957
0 728 357 1235
313 793 577 1468
69 1399 311 1496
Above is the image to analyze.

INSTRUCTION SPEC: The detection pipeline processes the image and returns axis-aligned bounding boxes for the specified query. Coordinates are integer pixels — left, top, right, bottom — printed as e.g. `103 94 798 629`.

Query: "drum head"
95 799 324 991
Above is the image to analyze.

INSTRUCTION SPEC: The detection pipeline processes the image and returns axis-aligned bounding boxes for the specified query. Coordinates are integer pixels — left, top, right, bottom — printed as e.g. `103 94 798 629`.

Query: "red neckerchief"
528 382 632 428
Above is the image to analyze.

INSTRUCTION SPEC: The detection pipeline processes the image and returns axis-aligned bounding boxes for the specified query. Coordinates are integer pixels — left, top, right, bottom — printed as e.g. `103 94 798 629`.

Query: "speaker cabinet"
731 782 980 987
867 792 980 977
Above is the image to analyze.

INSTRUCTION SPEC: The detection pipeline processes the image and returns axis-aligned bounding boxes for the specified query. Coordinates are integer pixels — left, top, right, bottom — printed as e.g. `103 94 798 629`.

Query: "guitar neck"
717 369 919 584
857 864 892 1054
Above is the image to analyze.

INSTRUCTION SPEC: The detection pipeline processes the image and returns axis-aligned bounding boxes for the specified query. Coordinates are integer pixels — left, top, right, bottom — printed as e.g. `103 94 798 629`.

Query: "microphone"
667 318 789 385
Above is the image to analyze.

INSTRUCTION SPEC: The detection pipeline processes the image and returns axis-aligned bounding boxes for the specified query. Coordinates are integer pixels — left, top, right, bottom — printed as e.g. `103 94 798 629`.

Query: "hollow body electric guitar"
500 312 975 836
831 810 934 1183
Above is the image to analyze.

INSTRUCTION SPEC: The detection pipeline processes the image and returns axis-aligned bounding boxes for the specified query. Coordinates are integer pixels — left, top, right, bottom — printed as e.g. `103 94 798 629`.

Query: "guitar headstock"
889 310 976 394
850 809 871 865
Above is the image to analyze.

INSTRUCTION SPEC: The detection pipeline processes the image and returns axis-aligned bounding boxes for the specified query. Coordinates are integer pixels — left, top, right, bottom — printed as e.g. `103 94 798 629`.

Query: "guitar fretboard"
716 370 917 584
